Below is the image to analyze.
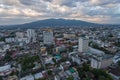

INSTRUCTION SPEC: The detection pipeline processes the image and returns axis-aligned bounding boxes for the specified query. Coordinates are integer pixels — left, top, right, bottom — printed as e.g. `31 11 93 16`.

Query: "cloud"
90 0 120 6
0 0 120 25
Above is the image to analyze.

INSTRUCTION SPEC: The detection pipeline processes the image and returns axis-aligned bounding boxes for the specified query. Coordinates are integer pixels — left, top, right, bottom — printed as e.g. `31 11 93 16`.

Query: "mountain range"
0 19 119 29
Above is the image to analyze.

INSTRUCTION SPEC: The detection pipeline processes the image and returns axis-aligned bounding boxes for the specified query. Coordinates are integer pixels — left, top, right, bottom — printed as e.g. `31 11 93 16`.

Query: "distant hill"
0 19 119 29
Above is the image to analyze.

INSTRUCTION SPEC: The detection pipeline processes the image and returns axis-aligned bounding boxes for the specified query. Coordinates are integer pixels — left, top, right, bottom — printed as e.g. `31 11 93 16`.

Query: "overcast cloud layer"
0 0 120 25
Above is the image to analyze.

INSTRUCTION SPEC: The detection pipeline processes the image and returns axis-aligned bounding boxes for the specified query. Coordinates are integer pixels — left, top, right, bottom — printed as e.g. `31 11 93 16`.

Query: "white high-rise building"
78 37 89 52
27 29 36 42
43 30 54 45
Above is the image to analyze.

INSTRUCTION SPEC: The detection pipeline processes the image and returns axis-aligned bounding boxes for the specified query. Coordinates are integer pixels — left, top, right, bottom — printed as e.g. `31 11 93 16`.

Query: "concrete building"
0 65 12 76
91 54 113 69
78 37 89 52
43 30 54 45
108 66 120 80
63 33 76 39
20 74 34 80
87 47 105 56
55 45 66 53
113 54 120 63
34 72 43 79
5 38 15 43
69 51 82 65
16 32 24 38
26 29 36 42
71 54 81 65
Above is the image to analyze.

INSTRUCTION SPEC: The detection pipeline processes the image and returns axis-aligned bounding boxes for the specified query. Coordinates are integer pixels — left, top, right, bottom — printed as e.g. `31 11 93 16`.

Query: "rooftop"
109 67 120 76
0 65 11 72
88 47 105 56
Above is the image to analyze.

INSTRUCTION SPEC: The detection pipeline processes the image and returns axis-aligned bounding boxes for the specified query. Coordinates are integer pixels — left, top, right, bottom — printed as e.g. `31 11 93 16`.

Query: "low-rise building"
7 75 18 80
60 61 71 70
5 38 15 43
20 74 34 80
0 65 12 76
108 66 120 80
34 72 43 80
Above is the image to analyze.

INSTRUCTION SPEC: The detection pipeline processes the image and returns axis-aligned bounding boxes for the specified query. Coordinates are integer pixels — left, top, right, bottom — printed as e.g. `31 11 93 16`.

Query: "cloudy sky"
0 0 120 25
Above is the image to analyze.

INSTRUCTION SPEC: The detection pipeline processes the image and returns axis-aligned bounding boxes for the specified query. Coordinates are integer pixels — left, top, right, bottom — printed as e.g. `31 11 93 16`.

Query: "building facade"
43 30 54 45
26 29 36 42
78 37 89 52
91 54 113 69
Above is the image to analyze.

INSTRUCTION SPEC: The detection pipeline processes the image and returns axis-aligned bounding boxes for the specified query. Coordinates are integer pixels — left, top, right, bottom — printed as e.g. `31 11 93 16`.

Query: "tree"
47 70 52 75
52 58 56 64
4 50 13 62
92 69 113 80
68 46 73 52
36 78 46 80
21 55 40 71
82 63 90 72
108 34 113 37
118 61 120 66
114 42 120 47
98 76 109 80
98 76 106 80
77 65 113 80
67 76 74 80
77 67 84 79
84 77 91 80
0 37 5 41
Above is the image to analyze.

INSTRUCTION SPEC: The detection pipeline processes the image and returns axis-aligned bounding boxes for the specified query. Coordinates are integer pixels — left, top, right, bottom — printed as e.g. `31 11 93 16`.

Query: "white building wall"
27 29 36 42
91 57 113 69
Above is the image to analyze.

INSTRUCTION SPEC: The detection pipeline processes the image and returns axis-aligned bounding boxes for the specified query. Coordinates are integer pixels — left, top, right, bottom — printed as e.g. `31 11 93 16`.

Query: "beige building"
63 33 76 39
7 75 18 80
16 32 24 38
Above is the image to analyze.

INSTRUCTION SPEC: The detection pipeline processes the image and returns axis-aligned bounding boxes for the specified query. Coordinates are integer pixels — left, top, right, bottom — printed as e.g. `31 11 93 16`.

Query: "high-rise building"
78 37 89 52
43 30 54 45
27 29 36 42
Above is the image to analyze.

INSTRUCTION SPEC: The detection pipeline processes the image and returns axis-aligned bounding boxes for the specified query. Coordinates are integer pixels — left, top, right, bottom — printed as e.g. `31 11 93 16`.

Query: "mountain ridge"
0 19 119 29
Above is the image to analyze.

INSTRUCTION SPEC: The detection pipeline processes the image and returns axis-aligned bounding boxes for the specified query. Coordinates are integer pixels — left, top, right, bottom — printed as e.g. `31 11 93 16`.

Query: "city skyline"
0 0 120 25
